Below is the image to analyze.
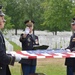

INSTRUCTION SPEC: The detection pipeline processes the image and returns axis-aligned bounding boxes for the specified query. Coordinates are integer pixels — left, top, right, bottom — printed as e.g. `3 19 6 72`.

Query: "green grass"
7 40 66 75
9 59 66 75
36 58 66 75
9 41 21 51
6 38 21 51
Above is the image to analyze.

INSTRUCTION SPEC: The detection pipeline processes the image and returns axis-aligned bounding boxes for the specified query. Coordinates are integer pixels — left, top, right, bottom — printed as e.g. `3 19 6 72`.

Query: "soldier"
19 20 39 75
0 5 21 75
65 18 75 75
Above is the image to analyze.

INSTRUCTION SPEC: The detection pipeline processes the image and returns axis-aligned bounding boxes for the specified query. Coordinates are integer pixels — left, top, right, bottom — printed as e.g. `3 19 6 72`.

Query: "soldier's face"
71 24 75 31
26 25 34 33
0 16 5 29
29 25 34 33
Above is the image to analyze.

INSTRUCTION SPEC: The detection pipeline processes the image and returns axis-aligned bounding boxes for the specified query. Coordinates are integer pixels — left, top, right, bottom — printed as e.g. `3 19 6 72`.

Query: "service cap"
24 20 35 27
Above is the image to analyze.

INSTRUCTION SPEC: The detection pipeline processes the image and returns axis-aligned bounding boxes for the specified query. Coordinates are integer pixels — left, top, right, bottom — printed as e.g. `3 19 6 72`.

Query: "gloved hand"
15 54 21 62
25 27 30 34
66 49 70 52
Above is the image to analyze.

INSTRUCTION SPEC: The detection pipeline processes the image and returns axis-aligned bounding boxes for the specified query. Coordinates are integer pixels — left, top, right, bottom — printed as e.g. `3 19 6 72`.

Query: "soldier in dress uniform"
0 5 21 75
19 20 39 75
65 18 75 75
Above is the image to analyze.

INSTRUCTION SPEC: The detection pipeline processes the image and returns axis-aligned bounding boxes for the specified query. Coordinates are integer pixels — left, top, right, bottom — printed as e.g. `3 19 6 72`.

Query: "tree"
72 0 75 17
5 0 44 34
0 0 13 31
2 0 74 35
41 0 72 35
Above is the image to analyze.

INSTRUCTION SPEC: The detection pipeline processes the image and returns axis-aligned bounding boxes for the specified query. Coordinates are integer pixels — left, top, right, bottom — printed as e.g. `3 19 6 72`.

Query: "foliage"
1 0 75 35
72 0 75 17
41 0 72 34
4 15 14 29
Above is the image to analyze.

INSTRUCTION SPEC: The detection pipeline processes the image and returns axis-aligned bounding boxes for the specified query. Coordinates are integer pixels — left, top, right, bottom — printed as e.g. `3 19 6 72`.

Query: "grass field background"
8 37 66 75
9 58 66 75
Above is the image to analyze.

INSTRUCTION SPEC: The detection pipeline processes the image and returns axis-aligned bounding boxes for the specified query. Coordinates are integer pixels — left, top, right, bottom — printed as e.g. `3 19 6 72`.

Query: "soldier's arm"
0 38 15 65
66 36 74 51
35 36 39 45
66 36 71 49
19 33 27 42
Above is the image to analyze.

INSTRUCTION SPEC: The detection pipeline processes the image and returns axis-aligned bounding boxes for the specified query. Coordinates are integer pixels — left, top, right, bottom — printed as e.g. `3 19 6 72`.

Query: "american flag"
7 49 75 59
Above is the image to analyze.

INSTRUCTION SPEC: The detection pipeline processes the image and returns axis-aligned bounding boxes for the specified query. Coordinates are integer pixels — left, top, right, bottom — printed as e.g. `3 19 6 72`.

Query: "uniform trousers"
21 64 36 75
67 66 73 75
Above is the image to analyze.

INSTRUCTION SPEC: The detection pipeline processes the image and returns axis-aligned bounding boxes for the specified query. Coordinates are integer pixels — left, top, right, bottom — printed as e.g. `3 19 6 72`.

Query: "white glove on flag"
15 54 21 62
66 49 70 52
25 27 30 34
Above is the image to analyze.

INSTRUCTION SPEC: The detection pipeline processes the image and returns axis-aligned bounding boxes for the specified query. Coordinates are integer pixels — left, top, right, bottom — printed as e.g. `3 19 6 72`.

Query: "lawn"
9 58 66 75
8 40 66 75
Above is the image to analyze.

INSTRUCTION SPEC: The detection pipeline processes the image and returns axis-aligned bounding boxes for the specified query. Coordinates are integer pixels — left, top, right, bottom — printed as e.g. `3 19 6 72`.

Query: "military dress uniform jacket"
19 34 39 66
0 31 15 75
65 33 75 66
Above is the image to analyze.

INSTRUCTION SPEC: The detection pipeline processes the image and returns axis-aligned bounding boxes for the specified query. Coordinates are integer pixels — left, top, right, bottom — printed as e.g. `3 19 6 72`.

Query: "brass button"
0 67 2 69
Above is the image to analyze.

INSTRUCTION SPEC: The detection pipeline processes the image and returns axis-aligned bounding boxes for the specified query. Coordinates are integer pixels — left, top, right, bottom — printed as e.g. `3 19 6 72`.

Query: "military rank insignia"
28 37 31 42
72 38 75 42
35 39 39 44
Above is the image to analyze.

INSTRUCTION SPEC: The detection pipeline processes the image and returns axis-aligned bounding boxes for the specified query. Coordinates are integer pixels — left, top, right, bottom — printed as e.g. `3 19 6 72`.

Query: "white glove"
25 27 30 34
15 54 21 62
66 49 70 52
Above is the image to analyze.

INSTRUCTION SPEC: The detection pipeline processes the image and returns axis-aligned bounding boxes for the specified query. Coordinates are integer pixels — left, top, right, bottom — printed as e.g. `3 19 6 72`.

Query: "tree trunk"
55 31 57 35
52 32 54 35
15 29 17 35
52 31 57 35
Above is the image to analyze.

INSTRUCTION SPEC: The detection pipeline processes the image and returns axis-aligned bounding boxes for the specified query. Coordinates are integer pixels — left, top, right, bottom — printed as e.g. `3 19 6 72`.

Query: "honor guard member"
0 5 21 75
19 20 39 75
65 18 75 75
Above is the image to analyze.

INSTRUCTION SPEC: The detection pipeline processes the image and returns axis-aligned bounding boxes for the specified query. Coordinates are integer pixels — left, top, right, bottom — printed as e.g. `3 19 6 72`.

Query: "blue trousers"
67 66 73 75
21 64 36 75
